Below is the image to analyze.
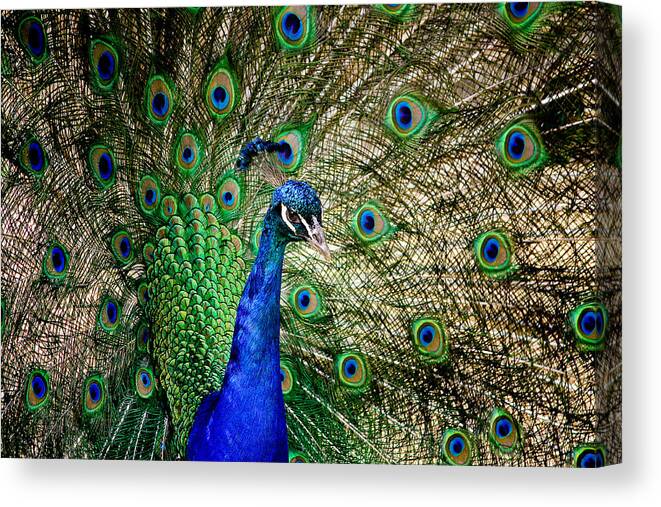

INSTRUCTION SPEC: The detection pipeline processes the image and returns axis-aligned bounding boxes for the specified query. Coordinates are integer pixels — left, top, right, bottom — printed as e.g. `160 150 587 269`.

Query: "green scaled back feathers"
1 4 621 466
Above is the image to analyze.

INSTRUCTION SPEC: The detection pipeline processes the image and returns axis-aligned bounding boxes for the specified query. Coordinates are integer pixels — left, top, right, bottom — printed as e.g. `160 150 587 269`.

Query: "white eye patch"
281 204 297 233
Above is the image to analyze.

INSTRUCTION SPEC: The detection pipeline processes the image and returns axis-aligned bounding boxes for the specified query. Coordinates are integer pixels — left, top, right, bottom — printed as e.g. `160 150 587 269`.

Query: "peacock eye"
570 302 608 351
205 61 239 119
88 145 116 189
504 2 542 27
412 318 449 363
135 367 155 399
200 193 217 214
90 39 119 90
99 296 121 332
280 362 296 398
136 322 150 353
18 16 48 63
496 122 545 173
19 137 48 176
275 6 314 50
290 285 322 319
572 445 606 468
110 230 134 265
217 175 242 219
353 203 390 244
43 242 69 280
137 281 150 307
137 175 161 216
386 95 428 137
174 132 202 174
160 195 178 221
336 353 369 389
286 207 302 224
289 451 309 463
474 231 514 277
83 375 106 415
146 75 174 124
489 409 521 453
442 429 473 466
25 369 50 411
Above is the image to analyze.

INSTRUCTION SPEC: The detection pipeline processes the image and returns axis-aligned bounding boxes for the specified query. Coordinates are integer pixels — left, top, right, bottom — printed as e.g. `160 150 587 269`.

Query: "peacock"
0 3 621 466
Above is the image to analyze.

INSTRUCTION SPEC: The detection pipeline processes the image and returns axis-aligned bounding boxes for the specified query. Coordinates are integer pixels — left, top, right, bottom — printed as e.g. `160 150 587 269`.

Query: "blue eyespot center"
449 436 465 457
27 22 45 56
106 301 117 324
97 50 115 81
31 375 46 399
483 238 500 263
282 12 303 41
395 102 413 130
98 153 113 180
360 210 376 233
182 147 194 163
119 237 130 258
496 418 513 438
280 368 286 383
222 191 235 206
145 188 156 206
28 142 44 171
140 372 151 387
297 290 311 309
152 92 169 117
88 381 101 403
212 86 229 109
510 2 530 18
51 246 65 272
344 359 358 378
507 131 526 159
419 325 435 346
277 142 294 165
579 451 604 468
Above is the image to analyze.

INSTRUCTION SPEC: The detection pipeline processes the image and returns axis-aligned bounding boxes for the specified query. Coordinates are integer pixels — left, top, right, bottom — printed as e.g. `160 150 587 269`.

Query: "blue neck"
187 216 289 462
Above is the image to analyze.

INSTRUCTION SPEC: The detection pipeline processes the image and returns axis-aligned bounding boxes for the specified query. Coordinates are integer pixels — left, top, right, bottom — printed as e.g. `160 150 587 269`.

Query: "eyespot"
145 75 174 124
386 95 427 137
110 230 134 265
251 225 263 256
496 122 545 173
25 369 50 411
289 451 309 463
570 302 608 351
290 285 322 320
159 195 178 222
336 353 369 389
19 137 48 176
137 175 161 216
135 367 155 399
88 145 116 189
275 6 314 50
502 2 543 28
280 361 297 399
18 16 48 63
204 61 239 118
43 242 69 280
143 243 155 265
411 318 449 363
136 322 150 353
217 175 243 220
273 130 305 173
474 231 513 277
137 281 149 307
82 375 106 415
377 4 414 17
572 445 606 468
200 193 217 214
353 202 390 244
90 39 119 90
489 408 521 452
174 132 203 174
442 429 473 466
99 297 121 332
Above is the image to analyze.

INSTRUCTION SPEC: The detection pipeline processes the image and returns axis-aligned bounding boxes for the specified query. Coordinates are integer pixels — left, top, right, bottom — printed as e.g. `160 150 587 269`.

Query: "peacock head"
269 180 330 260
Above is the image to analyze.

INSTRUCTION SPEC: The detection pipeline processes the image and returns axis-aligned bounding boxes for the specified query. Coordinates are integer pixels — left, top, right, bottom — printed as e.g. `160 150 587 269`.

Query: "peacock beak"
306 218 331 261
